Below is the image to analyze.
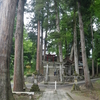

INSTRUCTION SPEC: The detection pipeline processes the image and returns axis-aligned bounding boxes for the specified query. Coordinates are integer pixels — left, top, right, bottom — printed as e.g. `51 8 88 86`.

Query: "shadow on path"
39 90 73 100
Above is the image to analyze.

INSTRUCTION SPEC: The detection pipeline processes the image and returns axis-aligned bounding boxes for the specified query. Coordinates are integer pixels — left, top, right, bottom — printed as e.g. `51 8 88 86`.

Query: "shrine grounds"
13 78 100 100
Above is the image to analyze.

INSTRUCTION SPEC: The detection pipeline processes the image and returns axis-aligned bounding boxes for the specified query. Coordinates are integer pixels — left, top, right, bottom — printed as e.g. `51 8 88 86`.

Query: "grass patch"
95 79 100 84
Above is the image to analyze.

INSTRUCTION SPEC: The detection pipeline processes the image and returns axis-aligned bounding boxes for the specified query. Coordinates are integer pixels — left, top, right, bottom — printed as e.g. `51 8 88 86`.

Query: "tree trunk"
74 11 79 75
21 26 26 89
44 2 49 61
13 0 24 91
69 44 74 76
96 63 98 76
90 18 94 77
0 0 17 99
40 43 42 70
54 0 63 62
36 21 40 72
77 2 93 89
44 30 47 61
58 43 63 62
65 40 68 57
69 44 74 61
92 59 94 76
40 22 43 75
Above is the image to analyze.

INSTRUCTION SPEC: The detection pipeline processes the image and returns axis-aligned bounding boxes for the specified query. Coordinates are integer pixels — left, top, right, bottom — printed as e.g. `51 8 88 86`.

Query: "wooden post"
53 55 54 62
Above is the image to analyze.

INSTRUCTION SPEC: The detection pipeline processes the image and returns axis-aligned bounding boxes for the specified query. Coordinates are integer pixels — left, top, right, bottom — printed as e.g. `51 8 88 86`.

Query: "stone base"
30 84 40 92
71 84 80 91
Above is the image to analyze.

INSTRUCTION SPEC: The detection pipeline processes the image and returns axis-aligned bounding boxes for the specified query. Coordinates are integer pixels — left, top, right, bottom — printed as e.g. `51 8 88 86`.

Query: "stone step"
48 75 60 82
49 69 55 75
43 82 64 85
44 66 65 68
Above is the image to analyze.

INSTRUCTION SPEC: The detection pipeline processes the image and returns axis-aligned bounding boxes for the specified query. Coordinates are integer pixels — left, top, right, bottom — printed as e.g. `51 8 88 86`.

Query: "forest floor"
72 80 100 100
13 80 100 100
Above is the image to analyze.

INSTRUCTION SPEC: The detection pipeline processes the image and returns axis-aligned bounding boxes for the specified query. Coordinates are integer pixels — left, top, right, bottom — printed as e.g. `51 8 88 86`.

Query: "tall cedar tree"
36 21 40 72
0 0 17 99
77 1 93 89
54 0 63 63
90 18 94 77
73 7 79 75
13 0 24 91
35 0 45 72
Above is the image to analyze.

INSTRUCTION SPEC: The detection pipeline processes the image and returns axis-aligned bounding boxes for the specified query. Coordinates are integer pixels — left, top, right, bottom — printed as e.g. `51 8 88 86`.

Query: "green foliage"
87 59 92 70
33 70 39 75
34 0 45 20
10 27 37 76
97 58 100 65
93 32 100 63
26 73 32 77
92 0 100 20
71 84 80 91
24 0 100 76
23 29 37 75
10 55 14 76
24 62 36 75
73 71 79 76
96 79 100 84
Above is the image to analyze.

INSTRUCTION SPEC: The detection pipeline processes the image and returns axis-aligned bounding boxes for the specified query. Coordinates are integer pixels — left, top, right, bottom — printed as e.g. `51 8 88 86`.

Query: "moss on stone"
30 84 40 92
71 84 80 92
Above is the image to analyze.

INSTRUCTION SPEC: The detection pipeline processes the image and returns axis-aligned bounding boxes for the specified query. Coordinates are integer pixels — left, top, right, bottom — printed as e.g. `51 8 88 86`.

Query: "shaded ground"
13 79 100 100
39 90 73 100
73 81 100 100
14 92 43 100
14 94 34 100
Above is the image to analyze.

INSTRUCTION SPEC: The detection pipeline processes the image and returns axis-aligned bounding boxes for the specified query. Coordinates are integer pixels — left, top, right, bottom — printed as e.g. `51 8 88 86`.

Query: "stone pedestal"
74 76 78 85
60 64 62 82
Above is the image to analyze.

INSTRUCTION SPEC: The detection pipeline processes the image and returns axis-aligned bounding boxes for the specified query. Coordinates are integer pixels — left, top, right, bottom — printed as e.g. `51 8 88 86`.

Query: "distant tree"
0 0 17 99
35 0 45 73
93 31 100 75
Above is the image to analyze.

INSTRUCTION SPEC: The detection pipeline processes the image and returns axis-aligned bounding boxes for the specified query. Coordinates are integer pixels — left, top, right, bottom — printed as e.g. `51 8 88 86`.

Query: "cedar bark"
69 44 74 61
96 63 98 76
90 18 94 77
13 0 24 91
21 23 26 88
78 2 93 89
74 11 79 75
44 2 49 61
54 0 63 62
40 22 43 74
36 21 40 72
69 44 74 75
0 0 17 99
44 31 47 60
